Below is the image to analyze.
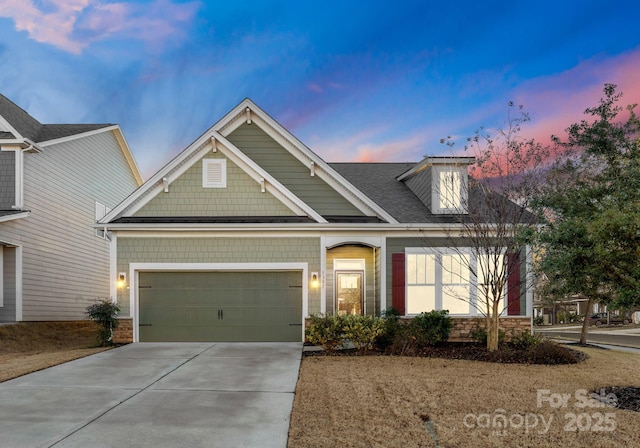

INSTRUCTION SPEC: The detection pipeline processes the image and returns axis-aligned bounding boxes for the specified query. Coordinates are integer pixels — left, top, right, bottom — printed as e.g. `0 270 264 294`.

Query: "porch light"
117 273 126 289
310 272 319 288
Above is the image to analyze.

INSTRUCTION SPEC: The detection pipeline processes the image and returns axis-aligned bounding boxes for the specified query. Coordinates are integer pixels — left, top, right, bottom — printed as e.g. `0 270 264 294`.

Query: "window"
476 253 506 316
432 167 467 214
439 170 461 209
441 253 470 314
405 249 473 315
406 253 436 314
202 159 227 188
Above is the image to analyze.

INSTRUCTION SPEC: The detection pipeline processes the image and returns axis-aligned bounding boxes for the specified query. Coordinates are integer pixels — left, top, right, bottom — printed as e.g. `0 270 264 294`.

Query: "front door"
335 271 363 315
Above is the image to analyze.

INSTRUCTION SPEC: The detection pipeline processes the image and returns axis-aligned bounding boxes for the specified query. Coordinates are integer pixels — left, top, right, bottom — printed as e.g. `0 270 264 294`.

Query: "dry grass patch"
0 321 111 382
289 348 640 447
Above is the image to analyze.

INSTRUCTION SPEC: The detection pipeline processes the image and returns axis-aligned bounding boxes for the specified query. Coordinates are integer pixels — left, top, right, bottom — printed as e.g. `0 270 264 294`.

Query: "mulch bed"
599 386 640 413
304 341 588 364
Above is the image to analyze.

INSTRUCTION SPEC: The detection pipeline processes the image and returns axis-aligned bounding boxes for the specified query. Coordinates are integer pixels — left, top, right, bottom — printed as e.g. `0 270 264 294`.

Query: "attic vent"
202 159 227 188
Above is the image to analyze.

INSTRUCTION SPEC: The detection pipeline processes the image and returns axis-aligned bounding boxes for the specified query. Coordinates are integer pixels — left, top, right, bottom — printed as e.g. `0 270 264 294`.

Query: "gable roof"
102 99 398 225
0 93 143 185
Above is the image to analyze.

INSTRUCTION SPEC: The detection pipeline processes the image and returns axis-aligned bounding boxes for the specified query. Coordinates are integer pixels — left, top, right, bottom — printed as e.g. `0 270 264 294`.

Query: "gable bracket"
246 107 252 125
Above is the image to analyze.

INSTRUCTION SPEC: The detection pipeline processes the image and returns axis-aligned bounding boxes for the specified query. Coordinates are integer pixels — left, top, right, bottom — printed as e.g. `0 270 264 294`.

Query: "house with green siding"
100 99 532 343
0 94 143 323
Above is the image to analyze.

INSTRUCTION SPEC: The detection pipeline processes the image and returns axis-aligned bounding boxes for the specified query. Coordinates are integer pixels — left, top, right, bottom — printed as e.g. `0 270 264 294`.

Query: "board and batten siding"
134 151 295 217
116 236 321 317
0 151 15 209
226 123 363 216
326 245 376 316
0 130 140 321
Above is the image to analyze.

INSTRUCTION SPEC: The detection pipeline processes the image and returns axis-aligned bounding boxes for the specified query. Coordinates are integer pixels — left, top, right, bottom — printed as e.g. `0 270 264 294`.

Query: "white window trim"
333 258 366 315
431 166 468 214
405 248 476 316
202 158 227 188
405 247 512 317
128 262 308 342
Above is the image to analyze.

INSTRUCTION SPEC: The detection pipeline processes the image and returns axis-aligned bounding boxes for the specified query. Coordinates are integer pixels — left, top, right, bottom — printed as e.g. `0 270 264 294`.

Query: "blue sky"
1 0 639 178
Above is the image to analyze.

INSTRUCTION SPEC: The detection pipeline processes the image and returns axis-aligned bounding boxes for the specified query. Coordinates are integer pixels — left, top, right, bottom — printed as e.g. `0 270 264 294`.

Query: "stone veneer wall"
304 316 532 343
113 318 133 344
448 317 532 342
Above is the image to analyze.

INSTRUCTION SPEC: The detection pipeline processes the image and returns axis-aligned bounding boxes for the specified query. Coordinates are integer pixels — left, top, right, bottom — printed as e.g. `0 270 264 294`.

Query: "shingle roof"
330 162 462 223
0 94 112 143
329 162 536 225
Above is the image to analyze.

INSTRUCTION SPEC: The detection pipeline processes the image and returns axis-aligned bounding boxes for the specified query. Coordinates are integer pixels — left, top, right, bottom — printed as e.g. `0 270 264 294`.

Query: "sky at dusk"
0 0 639 178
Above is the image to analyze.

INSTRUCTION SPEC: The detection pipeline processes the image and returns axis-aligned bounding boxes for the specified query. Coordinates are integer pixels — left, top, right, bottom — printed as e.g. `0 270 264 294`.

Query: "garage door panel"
139 271 302 342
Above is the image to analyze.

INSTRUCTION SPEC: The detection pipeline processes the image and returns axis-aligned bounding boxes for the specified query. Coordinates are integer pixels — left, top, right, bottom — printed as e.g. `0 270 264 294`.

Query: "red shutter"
391 253 406 316
507 252 521 316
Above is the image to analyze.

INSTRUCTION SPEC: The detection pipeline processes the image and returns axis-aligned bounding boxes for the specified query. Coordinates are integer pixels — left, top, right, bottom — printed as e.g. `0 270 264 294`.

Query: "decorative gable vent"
202 159 227 188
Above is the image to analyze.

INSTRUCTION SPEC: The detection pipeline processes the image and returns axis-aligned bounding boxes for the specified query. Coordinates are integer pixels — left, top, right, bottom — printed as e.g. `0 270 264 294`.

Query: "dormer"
396 157 475 214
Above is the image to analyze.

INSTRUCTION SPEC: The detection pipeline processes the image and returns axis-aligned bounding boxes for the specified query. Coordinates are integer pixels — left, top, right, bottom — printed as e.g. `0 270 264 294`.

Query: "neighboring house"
100 99 532 343
0 94 143 323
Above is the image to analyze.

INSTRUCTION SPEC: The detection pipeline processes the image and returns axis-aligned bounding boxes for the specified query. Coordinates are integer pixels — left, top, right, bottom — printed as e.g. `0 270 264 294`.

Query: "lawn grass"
288 347 640 447
0 321 110 382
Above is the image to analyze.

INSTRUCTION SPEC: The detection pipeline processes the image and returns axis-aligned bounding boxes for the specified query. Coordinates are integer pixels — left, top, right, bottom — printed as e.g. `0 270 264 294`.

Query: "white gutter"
94 222 473 232
0 211 30 223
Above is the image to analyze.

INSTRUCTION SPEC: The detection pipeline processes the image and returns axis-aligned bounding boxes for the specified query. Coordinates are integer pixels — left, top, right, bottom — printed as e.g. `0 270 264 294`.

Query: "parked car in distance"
588 312 630 326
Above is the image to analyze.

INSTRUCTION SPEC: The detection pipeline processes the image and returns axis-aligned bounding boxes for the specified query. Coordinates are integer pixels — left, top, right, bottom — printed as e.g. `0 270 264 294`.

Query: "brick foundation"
113 318 133 344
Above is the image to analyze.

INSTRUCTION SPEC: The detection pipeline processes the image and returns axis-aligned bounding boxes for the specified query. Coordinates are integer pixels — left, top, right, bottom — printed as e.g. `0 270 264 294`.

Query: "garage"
138 271 303 342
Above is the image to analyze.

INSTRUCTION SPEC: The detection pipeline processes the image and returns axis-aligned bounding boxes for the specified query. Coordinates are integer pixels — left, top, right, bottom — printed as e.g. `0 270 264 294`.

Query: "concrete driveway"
0 342 302 448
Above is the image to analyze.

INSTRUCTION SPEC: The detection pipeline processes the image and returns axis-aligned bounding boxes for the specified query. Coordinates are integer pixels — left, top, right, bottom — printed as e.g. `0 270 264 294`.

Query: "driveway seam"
48 343 216 448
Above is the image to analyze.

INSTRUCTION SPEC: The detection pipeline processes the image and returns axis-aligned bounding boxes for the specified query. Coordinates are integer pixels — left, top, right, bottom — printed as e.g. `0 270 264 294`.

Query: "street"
536 326 640 349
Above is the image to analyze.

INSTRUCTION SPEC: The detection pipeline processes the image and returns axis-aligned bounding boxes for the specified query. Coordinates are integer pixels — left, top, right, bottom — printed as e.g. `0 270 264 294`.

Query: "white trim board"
101 98 397 224
128 262 309 343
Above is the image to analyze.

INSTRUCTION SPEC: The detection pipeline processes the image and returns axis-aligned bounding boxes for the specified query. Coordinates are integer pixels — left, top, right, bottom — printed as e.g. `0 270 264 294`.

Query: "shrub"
410 310 452 346
342 315 385 352
510 331 543 350
471 326 507 346
533 316 544 326
86 299 120 346
526 340 581 364
374 307 402 350
305 314 345 351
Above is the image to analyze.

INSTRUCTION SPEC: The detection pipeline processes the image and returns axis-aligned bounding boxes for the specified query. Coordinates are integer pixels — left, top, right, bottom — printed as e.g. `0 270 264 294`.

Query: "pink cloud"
0 0 200 54
513 47 640 144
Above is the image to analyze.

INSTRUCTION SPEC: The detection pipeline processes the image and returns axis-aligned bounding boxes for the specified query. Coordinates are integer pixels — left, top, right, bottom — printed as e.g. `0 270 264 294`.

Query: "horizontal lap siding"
227 124 363 216
134 152 295 217
1 131 139 321
117 236 321 317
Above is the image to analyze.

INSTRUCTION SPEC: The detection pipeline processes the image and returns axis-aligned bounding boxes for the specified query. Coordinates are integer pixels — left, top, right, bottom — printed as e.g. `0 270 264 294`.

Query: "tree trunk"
579 298 593 345
487 303 500 352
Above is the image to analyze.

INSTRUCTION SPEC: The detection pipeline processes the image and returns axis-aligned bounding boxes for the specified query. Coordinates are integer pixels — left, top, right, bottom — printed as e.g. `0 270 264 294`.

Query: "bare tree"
435 103 548 351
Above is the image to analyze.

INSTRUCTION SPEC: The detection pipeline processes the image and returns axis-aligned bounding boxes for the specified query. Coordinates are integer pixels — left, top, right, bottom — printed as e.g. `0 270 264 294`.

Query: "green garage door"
138 271 302 342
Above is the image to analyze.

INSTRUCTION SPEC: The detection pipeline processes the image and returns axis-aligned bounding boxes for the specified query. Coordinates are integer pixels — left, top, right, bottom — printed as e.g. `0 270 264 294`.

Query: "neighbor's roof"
0 94 112 143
